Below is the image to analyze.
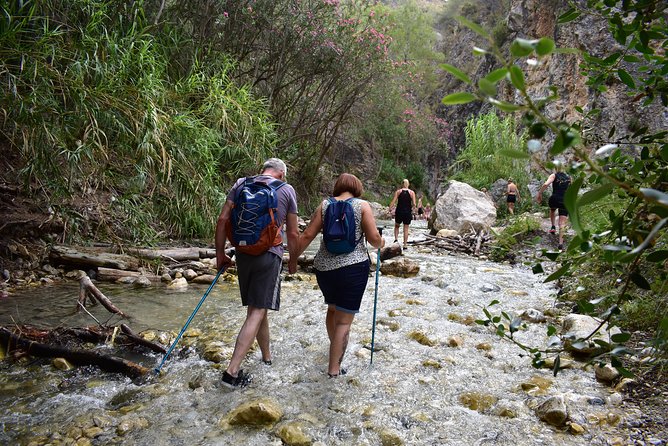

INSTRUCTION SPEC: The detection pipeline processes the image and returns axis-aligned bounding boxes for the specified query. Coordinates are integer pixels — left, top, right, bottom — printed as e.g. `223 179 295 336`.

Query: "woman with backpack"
536 164 571 250
294 173 384 377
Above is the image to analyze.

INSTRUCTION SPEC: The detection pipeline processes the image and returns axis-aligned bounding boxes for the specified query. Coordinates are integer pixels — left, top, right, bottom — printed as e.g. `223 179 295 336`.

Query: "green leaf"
440 63 472 84
557 8 581 23
629 217 668 254
488 98 522 112
442 92 477 105
578 183 614 207
532 263 544 274
478 78 497 96
510 38 535 57
455 16 490 39
544 262 571 282
630 272 651 290
536 38 555 56
611 332 632 343
509 65 525 90
485 68 508 84
498 148 530 159
547 325 557 336
617 69 636 89
646 250 668 262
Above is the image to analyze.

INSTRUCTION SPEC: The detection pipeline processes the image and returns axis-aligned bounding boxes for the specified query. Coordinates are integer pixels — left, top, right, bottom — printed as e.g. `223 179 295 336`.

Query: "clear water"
0 221 638 445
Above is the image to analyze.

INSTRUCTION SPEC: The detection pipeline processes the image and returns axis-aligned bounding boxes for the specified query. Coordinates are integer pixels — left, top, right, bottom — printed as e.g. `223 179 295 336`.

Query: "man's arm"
388 190 399 209
215 200 234 270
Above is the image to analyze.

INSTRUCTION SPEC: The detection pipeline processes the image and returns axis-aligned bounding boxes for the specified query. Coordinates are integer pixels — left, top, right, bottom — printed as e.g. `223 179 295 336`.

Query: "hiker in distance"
215 158 299 388
506 178 520 215
536 163 571 251
389 179 416 250
292 173 384 378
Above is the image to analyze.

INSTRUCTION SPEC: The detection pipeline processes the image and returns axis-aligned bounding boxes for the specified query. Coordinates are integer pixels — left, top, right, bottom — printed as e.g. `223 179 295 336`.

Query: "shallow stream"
0 222 643 445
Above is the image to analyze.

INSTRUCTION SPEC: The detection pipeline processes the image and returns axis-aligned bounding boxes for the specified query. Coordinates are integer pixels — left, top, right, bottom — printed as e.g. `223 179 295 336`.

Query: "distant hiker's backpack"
322 197 362 255
227 176 285 256
555 172 571 186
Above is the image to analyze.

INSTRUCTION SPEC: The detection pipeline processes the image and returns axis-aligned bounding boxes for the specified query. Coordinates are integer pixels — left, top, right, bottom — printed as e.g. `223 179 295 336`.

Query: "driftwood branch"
120 324 166 354
79 276 128 318
417 230 491 255
0 327 149 379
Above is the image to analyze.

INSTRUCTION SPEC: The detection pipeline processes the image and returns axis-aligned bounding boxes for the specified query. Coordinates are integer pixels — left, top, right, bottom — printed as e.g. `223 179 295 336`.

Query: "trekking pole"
154 267 226 374
370 227 383 365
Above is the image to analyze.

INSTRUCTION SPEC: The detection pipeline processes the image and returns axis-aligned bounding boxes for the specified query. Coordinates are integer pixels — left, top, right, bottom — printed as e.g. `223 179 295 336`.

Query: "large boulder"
429 181 496 234
369 201 392 220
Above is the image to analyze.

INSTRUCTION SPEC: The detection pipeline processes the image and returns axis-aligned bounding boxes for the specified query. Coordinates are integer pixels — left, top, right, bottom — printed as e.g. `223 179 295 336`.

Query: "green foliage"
1 0 276 241
444 0 668 373
451 112 529 191
490 214 541 261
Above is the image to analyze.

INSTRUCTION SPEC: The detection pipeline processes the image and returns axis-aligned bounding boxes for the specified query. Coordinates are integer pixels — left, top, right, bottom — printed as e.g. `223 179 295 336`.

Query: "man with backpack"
388 179 416 250
536 164 571 251
215 158 299 388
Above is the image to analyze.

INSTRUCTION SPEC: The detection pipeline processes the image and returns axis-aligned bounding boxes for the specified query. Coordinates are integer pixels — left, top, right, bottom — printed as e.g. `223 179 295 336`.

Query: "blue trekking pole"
370 227 383 365
154 267 226 374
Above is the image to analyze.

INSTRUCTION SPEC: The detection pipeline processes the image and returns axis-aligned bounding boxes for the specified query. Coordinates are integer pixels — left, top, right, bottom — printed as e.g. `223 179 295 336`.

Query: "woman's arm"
293 204 324 258
360 201 385 249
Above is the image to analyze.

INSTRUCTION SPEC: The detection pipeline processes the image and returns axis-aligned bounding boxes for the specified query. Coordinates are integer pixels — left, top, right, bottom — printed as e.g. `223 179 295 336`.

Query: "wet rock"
116 276 136 284
520 376 553 396
183 269 198 281
380 258 420 278
614 377 636 392
65 270 87 280
436 229 458 238
480 283 500 293
222 398 284 426
594 363 620 383
53 358 74 371
192 274 216 284
83 426 104 438
167 277 188 289
534 395 568 427
446 335 463 347
607 392 623 406
520 308 546 323
475 342 492 351
458 392 498 412
408 330 438 347
116 416 149 435
376 318 400 331
562 314 621 356
568 422 585 434
378 428 403 446
540 356 574 370
41 264 59 275
133 276 152 288
1 269 9 281
276 422 312 446
161 273 173 283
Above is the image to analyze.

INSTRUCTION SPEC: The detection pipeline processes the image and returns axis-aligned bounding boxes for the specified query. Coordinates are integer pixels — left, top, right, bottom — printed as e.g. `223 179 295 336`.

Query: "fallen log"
0 327 148 379
96 267 161 283
50 245 140 271
120 324 166 354
79 276 128 318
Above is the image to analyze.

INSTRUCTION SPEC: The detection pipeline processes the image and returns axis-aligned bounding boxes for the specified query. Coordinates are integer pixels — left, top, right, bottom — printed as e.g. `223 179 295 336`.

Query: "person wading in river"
536 163 571 251
215 158 299 388
292 173 384 377
389 179 416 250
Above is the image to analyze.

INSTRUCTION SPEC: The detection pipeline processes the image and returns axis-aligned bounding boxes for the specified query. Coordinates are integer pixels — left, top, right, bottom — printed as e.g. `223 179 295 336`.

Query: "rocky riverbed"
0 223 666 445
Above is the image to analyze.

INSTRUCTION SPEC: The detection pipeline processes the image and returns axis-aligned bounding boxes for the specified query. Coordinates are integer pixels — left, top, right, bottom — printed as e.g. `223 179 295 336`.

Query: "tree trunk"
0 328 149 379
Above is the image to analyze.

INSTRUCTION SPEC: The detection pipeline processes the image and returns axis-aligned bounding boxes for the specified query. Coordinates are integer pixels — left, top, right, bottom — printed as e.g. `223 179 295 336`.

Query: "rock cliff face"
430 0 666 194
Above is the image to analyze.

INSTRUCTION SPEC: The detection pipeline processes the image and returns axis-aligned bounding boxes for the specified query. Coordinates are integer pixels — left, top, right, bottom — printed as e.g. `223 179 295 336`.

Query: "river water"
0 221 641 445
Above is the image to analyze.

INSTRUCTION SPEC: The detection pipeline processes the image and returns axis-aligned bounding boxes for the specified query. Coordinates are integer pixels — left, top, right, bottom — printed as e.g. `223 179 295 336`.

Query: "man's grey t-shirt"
227 175 298 257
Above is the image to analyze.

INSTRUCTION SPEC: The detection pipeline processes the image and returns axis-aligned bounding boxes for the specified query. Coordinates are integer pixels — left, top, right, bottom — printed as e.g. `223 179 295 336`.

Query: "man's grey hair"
262 158 287 176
